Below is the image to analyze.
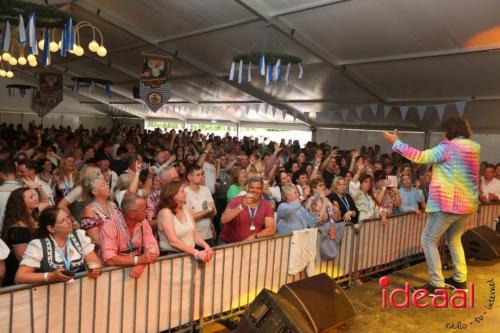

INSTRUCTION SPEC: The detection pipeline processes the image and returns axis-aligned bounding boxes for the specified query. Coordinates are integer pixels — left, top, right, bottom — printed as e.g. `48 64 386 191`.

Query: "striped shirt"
392 137 480 214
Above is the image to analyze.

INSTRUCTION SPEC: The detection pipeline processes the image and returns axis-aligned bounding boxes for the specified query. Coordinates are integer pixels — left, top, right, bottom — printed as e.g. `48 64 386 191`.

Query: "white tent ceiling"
3 0 500 131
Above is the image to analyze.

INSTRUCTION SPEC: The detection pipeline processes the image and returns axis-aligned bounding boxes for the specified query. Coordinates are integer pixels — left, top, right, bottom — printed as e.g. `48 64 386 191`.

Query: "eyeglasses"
54 217 73 226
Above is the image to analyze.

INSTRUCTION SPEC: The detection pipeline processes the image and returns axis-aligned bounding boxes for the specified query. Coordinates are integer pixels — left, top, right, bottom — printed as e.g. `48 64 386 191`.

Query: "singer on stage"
383 116 480 294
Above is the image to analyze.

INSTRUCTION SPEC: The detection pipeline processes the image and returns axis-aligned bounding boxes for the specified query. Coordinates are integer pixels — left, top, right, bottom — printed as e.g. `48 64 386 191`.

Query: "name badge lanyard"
340 195 350 211
117 217 137 253
365 193 372 212
52 236 72 270
94 201 112 219
248 204 259 231
63 176 73 196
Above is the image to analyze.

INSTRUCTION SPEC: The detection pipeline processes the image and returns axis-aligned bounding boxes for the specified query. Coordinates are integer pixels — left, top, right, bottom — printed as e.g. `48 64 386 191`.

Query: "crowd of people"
0 122 499 287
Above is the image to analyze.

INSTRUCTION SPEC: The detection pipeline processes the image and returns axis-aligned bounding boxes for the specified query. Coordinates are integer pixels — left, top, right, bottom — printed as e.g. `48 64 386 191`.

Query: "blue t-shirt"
398 187 424 212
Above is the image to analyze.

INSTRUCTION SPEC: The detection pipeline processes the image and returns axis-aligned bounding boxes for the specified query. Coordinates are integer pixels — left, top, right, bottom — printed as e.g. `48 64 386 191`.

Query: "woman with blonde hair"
54 155 79 205
57 166 102 224
328 177 359 223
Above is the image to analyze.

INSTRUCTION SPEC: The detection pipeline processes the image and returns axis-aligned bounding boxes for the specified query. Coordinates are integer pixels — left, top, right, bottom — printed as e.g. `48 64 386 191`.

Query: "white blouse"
20 230 94 269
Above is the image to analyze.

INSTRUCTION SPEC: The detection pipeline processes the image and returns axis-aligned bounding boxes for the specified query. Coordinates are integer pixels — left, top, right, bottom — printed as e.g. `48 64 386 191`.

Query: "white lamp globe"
9 57 17 66
88 40 99 52
29 59 37 67
27 54 36 62
18 56 27 65
38 39 45 50
49 41 59 52
97 45 107 57
2 52 11 61
6 70 14 78
0 69 6 77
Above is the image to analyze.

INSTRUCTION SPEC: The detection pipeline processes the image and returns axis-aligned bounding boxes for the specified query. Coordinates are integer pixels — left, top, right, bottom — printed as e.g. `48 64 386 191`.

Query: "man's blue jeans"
421 212 469 287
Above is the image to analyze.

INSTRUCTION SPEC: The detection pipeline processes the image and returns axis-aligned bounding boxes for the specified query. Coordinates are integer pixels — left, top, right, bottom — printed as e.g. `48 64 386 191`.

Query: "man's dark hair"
116 146 128 157
0 161 16 175
441 116 471 140
484 163 495 170
186 164 202 176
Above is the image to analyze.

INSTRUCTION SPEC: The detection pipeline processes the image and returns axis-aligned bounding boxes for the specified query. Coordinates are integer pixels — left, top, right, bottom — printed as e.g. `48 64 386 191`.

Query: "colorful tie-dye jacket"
392 137 480 214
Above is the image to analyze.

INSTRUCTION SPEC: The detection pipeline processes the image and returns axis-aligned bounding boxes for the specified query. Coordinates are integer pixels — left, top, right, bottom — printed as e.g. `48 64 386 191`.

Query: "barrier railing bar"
133 274 138 333
188 258 196 332
92 278 97 333
145 264 151 333
246 243 253 306
210 248 217 320
29 288 34 333
78 275 83 333
156 262 162 333
9 289 13 333
178 257 185 330
229 247 235 312
119 269 125 333
254 241 261 303
238 245 243 309
220 248 225 317
168 259 174 331
45 283 50 333
278 238 285 289
270 239 276 291
62 282 67 333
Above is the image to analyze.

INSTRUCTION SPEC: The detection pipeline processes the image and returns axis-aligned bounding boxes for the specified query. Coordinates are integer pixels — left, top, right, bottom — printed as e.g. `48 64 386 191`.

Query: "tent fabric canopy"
4 0 500 131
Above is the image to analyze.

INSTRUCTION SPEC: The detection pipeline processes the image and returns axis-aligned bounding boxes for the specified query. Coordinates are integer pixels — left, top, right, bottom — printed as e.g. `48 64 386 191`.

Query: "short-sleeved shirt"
184 185 214 239
220 196 273 243
2 226 33 286
399 187 424 212
20 230 94 273
146 189 160 222
81 201 122 231
100 218 159 263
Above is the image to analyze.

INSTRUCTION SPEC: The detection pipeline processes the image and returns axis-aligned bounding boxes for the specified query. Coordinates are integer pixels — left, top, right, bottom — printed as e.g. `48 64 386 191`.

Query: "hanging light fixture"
73 21 107 58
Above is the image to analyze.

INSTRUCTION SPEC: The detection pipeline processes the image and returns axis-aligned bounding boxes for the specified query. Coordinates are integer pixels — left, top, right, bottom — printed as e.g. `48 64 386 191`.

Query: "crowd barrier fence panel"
0 203 498 332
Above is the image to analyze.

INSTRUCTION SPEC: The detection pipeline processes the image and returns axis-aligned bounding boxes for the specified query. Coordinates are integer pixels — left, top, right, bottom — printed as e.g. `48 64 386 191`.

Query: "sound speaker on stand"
236 274 356 332
462 225 500 260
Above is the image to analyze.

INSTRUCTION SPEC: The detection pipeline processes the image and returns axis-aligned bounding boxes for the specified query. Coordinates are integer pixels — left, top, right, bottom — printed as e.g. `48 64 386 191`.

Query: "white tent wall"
316 128 425 152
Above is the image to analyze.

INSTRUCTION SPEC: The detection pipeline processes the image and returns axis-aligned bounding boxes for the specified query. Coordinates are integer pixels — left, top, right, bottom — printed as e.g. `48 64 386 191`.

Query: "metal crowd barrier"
0 203 498 332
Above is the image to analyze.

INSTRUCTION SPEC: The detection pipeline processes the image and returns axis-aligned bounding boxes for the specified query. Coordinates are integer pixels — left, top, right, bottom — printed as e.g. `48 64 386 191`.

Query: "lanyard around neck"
94 201 112 219
339 195 350 210
248 204 260 230
51 236 71 270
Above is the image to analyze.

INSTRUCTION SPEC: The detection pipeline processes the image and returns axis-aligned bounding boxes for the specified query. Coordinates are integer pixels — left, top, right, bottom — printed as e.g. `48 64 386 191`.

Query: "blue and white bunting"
304 112 310 122
285 62 291 83
18 15 26 44
328 111 335 123
298 62 303 79
400 106 409 120
274 58 281 82
259 54 265 76
369 103 378 118
417 105 426 121
1 21 11 52
245 105 251 115
238 59 243 84
355 106 363 120
265 64 270 85
436 104 446 120
41 28 50 66
264 104 269 115
229 62 236 81
272 106 277 117
341 110 348 122
292 110 298 122
268 63 273 85
282 109 287 120
27 14 38 55
247 62 252 82
455 101 466 117
383 105 391 119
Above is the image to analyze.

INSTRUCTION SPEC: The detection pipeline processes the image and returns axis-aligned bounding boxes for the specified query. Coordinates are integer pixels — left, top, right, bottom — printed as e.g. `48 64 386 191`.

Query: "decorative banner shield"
139 55 171 112
32 73 63 117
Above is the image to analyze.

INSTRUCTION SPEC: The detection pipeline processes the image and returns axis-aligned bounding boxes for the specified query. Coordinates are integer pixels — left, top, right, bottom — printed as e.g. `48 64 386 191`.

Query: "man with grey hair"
146 166 180 225
100 195 159 279
276 185 321 235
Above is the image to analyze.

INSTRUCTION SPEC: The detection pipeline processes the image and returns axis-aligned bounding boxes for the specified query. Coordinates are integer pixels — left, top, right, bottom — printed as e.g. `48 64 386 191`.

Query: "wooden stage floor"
327 259 499 333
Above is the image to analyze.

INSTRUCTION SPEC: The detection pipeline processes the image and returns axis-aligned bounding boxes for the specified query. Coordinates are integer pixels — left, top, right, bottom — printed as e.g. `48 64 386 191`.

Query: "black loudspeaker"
278 273 356 332
235 289 314 333
132 85 140 98
462 225 500 260
495 217 500 233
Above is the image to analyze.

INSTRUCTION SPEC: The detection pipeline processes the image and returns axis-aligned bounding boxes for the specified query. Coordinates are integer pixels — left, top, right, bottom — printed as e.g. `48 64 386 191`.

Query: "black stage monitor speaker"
278 273 356 332
235 289 314 333
462 225 500 260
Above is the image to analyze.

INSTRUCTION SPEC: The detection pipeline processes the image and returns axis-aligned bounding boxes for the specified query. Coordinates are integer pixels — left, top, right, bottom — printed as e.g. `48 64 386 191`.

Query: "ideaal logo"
379 276 474 309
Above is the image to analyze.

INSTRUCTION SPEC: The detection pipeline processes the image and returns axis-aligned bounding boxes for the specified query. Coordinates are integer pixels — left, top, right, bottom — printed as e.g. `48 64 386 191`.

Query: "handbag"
318 222 338 260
